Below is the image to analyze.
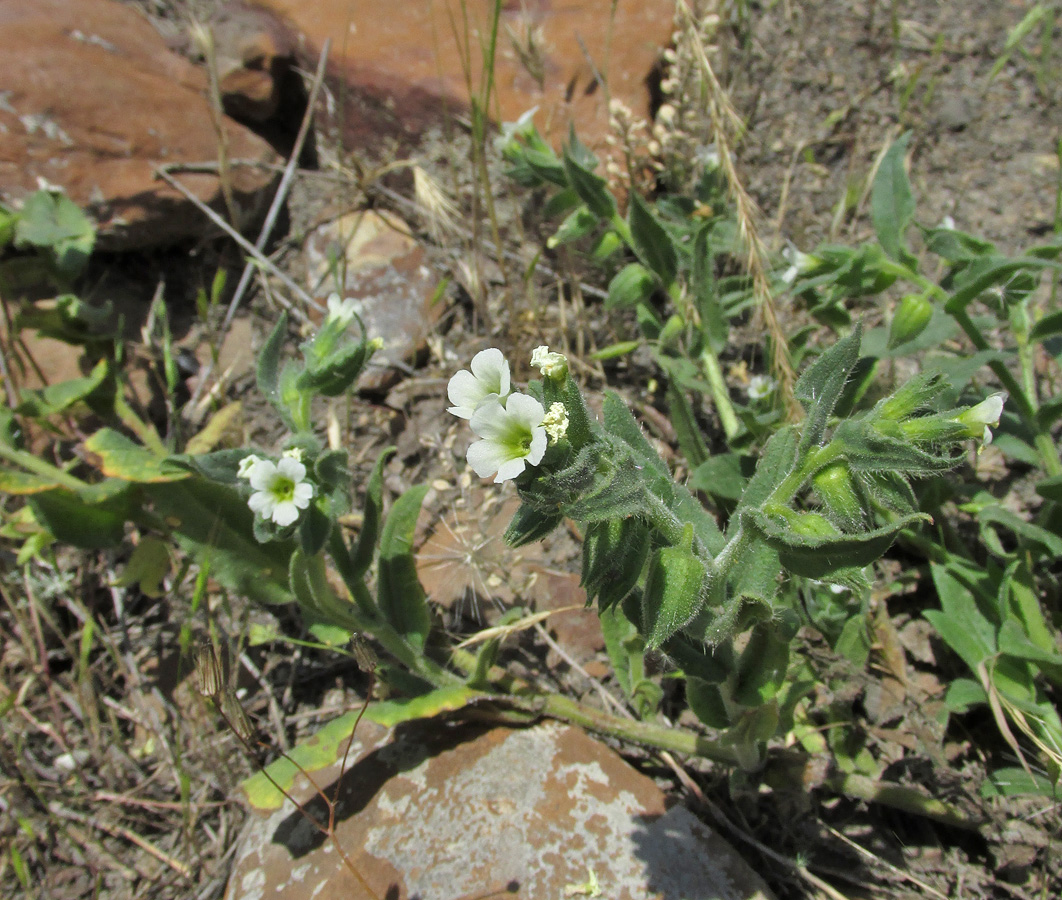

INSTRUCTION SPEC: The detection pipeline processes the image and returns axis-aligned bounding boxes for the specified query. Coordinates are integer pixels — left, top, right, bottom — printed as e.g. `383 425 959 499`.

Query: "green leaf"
688 453 749 504
349 448 393 579
29 482 131 549
148 477 294 606
628 193 677 286
794 325 862 455
667 382 709 469
16 358 110 418
562 146 616 220
238 686 480 810
289 548 360 632
686 677 732 728
0 468 65 495
942 678 988 714
256 313 288 419
982 766 1059 799
84 429 187 483
692 225 726 353
606 262 657 310
14 190 95 278
733 623 790 706
744 506 927 581
296 341 371 397
377 484 431 649
114 537 170 597
590 340 640 361
870 133 914 261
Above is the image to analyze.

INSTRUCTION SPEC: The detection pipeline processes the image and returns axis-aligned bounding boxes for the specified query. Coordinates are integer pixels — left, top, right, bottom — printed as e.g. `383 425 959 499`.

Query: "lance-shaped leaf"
148 477 294 606
84 428 187 483
871 132 914 262
377 484 431 650
29 481 131 549
562 145 616 220
743 505 927 581
547 205 597 248
733 622 791 706
256 313 291 424
296 341 372 397
628 193 677 287
794 325 862 456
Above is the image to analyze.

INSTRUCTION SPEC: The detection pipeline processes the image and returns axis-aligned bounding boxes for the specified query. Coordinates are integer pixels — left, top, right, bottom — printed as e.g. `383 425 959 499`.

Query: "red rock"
227 720 776 899
0 0 279 250
251 0 675 151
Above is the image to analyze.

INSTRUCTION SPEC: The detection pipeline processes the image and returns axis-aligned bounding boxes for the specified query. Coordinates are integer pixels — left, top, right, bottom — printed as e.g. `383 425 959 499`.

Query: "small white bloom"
781 245 819 286
542 402 569 442
940 215 956 231
282 447 304 463
747 375 776 402
447 348 511 419
466 393 547 483
955 392 1006 448
246 457 314 527
237 454 262 480
530 345 568 379
325 293 360 327
694 143 720 171
495 106 539 153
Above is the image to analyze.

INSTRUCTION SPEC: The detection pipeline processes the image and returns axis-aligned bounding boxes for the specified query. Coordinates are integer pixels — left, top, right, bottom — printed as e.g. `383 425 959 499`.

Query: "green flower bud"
788 512 841 539
887 295 933 349
812 462 866 527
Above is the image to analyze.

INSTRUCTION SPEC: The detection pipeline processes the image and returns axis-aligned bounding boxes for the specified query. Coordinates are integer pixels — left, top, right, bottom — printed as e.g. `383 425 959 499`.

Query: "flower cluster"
447 347 569 483
238 450 314 526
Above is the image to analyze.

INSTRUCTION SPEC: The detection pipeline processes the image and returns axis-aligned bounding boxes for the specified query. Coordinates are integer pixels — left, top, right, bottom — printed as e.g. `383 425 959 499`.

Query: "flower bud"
887 295 933 349
812 462 865 527
530 346 568 381
954 393 1006 446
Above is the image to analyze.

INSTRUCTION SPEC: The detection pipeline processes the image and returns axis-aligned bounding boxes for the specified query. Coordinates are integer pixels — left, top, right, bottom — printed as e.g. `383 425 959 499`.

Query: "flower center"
272 477 297 502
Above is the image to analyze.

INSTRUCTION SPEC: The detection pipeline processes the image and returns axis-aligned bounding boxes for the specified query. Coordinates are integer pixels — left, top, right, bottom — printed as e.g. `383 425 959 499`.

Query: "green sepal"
547 205 597 248
581 516 650 610
377 484 431 650
733 622 790 706
296 341 372 397
503 503 564 548
606 262 657 310
641 527 710 648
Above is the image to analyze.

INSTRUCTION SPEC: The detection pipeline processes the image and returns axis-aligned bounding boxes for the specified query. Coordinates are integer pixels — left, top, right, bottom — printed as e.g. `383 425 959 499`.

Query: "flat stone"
303 210 444 392
226 720 776 900
0 0 279 249
251 0 676 151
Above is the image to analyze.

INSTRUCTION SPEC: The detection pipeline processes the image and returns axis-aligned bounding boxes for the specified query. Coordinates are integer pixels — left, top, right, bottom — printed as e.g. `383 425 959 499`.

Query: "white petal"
292 483 314 507
272 501 300 527
447 369 492 418
466 438 511 478
469 348 510 397
493 457 528 482
248 459 278 491
504 392 545 428
276 456 306 482
469 399 511 439
248 490 276 517
526 427 547 466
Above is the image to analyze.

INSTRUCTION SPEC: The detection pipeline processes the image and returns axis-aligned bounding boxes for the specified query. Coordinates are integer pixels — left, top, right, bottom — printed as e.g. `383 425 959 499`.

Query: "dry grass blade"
675 0 798 417
454 605 583 649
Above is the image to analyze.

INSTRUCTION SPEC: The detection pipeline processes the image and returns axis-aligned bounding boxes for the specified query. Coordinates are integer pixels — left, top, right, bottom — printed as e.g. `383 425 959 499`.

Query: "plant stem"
700 345 740 440
0 443 90 492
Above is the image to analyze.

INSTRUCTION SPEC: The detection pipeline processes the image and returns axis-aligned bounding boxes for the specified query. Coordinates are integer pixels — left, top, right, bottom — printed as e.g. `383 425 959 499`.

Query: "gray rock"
227 719 776 900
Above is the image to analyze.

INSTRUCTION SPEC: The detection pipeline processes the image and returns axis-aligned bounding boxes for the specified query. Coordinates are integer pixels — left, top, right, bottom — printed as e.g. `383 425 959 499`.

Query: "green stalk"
699 345 740 441
0 443 90 492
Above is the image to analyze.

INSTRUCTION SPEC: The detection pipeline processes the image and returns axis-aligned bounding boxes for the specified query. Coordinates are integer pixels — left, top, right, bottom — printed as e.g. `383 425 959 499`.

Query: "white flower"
530 345 568 379
246 457 314 527
466 393 547 483
747 375 776 402
940 215 956 231
781 245 819 286
282 447 304 463
955 393 1006 448
447 348 511 419
326 293 360 327
237 454 262 479
495 106 539 153
542 402 569 442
